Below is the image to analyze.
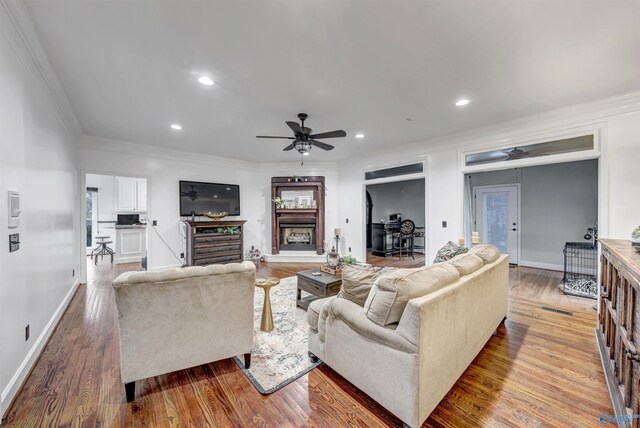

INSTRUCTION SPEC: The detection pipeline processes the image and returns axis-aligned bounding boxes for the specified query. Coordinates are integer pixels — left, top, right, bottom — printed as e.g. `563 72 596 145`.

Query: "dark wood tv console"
184 220 246 266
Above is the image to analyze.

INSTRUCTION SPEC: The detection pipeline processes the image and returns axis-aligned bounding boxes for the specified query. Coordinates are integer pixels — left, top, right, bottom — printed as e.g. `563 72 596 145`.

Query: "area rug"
558 278 598 299
233 276 322 394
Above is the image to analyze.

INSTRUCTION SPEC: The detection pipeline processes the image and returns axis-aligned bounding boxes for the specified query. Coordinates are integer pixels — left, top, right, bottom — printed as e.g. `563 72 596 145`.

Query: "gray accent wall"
467 159 598 268
366 179 425 227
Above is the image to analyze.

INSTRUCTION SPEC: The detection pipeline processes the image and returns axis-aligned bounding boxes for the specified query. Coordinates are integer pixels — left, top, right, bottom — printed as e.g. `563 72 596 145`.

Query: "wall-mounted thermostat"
8 191 20 229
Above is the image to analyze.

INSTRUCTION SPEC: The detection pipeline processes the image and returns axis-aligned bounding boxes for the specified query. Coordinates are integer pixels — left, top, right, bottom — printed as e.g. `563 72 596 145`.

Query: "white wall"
77 138 339 272
0 20 79 415
337 95 640 265
467 160 598 268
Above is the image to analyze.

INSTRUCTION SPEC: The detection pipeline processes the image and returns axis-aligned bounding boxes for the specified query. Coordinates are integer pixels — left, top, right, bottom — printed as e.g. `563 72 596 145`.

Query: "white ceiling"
24 0 640 162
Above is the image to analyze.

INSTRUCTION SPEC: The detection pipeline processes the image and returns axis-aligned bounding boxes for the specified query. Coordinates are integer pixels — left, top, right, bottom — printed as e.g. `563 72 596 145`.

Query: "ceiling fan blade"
309 130 346 139
256 136 296 139
283 142 297 151
309 140 334 151
286 121 303 135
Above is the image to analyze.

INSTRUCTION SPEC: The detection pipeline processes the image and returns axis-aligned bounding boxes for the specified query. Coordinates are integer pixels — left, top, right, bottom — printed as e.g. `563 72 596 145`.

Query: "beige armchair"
112 262 255 402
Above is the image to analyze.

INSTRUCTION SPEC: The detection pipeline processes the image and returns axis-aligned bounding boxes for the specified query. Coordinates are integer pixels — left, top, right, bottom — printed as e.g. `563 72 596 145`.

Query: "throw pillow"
433 241 468 263
448 253 484 276
337 265 393 307
363 263 459 326
468 244 501 264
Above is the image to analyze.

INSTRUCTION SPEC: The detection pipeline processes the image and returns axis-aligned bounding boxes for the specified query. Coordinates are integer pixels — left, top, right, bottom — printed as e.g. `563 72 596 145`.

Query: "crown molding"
341 90 640 169
0 0 82 138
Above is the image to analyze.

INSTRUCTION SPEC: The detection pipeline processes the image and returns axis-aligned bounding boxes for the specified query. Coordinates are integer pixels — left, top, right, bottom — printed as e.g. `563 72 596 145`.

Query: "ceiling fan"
502 147 530 160
256 113 346 162
181 185 198 201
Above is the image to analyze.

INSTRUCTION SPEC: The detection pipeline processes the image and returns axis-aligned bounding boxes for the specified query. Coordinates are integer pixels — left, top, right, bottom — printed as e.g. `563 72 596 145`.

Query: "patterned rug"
233 276 322 394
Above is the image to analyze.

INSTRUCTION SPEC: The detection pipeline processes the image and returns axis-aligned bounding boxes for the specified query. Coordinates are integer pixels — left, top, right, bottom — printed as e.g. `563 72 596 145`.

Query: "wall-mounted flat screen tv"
179 180 240 216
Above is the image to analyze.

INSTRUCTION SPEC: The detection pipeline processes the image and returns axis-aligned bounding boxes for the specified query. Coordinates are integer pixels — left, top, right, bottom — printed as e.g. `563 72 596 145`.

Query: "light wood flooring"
1 257 611 427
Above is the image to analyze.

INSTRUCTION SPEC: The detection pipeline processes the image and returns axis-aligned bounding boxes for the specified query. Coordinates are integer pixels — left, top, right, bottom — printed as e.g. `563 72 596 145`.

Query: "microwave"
117 214 140 225
389 213 402 223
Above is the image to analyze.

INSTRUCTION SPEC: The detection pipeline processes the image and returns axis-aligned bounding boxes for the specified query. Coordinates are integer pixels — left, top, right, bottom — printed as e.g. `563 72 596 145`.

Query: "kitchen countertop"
115 224 147 229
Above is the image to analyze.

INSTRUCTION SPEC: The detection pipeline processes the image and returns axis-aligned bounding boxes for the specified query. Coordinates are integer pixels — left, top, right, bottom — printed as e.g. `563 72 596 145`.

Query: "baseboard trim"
518 260 564 272
264 254 327 263
1 279 81 420
148 263 182 271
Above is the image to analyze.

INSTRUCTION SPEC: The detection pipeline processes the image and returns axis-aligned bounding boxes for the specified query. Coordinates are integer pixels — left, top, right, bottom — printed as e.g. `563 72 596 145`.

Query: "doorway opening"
464 159 598 273
84 173 148 272
365 178 426 268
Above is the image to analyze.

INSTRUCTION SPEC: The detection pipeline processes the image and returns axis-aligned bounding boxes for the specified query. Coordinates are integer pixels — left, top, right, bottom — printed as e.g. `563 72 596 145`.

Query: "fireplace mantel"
271 176 325 255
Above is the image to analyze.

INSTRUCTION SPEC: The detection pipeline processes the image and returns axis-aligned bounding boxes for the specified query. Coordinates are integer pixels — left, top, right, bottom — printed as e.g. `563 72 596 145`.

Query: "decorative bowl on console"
205 211 228 221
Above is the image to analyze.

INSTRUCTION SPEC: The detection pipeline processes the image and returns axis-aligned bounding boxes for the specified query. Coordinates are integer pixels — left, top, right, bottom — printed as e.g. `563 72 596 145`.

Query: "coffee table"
296 269 342 310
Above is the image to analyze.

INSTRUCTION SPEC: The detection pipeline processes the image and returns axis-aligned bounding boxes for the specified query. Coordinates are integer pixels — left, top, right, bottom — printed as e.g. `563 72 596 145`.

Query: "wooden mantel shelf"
275 208 318 214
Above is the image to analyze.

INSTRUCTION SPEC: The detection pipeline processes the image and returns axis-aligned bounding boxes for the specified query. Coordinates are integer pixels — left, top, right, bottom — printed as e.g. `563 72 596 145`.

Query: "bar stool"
392 219 415 260
90 235 109 260
94 240 115 265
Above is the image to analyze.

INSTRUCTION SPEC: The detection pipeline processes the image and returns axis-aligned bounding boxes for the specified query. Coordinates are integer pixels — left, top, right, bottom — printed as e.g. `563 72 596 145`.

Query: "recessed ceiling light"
197 76 214 86
355 133 365 139
213 195 218 198
170 123 182 130
302 152 310 156
455 98 470 107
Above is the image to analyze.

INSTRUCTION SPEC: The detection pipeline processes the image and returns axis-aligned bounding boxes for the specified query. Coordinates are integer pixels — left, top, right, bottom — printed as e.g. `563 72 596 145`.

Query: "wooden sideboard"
184 220 246 266
598 239 640 427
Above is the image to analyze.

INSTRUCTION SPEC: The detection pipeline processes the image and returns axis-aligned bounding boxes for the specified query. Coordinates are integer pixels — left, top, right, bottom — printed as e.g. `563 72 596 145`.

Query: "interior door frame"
78 169 152 284
85 188 99 255
473 183 521 264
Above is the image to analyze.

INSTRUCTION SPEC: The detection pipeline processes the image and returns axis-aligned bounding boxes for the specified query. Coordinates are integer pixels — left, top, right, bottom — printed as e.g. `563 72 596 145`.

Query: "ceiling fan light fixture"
197 75 214 86
302 152 310 156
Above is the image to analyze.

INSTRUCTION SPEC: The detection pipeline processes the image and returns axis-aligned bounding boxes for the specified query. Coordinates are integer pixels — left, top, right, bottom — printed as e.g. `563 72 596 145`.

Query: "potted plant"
272 196 284 209
341 255 357 265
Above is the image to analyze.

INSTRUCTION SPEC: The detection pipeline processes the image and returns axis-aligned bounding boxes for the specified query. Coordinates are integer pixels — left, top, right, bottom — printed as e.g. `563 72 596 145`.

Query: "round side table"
255 277 280 332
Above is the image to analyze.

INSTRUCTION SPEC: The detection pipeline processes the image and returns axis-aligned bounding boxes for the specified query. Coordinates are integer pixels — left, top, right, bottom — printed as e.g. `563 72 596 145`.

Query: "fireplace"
272 176 325 255
279 224 316 251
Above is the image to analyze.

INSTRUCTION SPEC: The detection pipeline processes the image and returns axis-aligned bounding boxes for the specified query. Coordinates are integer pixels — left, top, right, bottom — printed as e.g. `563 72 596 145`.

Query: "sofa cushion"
433 241 468 263
469 244 501 264
449 253 484 276
337 265 394 307
363 263 459 326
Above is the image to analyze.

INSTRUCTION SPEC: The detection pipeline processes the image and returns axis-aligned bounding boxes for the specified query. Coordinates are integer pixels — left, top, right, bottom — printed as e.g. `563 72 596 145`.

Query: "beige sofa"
112 261 256 402
308 246 509 428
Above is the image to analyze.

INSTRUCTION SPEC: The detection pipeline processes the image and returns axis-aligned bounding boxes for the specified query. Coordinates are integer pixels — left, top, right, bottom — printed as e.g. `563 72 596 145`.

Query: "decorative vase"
326 247 340 268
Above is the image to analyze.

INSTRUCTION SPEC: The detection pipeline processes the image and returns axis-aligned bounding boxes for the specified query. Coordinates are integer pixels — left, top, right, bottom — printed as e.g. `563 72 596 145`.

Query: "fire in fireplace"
280 224 316 251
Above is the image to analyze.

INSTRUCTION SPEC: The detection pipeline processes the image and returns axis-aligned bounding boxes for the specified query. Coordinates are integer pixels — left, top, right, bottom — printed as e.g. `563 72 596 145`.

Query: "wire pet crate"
561 242 598 299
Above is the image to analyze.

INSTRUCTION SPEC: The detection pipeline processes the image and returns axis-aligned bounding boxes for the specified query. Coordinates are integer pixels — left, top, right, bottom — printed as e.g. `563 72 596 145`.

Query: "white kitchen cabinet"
116 177 147 212
114 227 147 264
136 179 147 211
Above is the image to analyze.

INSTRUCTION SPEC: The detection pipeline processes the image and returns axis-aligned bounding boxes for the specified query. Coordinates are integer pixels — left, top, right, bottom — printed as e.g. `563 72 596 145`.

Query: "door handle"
511 228 517 231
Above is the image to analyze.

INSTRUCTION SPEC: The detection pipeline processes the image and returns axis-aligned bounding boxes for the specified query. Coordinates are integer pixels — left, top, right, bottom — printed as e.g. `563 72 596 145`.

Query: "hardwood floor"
2 258 611 427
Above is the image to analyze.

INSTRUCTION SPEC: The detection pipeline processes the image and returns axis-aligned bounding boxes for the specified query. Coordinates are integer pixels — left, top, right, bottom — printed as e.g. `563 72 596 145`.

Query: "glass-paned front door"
474 185 519 263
